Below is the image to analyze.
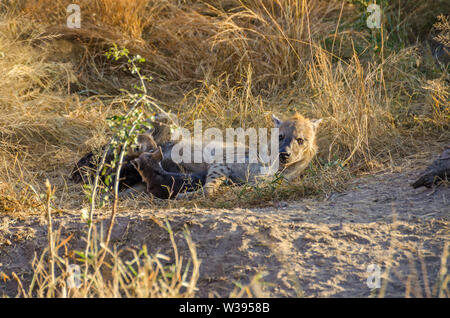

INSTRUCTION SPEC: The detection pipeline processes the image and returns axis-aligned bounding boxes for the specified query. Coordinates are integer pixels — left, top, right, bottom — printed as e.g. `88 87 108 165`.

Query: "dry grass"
0 0 448 297
0 0 447 211
16 220 200 298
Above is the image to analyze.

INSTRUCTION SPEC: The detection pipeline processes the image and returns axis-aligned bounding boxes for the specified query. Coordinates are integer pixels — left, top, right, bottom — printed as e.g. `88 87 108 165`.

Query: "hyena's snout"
278 142 292 164
279 151 290 164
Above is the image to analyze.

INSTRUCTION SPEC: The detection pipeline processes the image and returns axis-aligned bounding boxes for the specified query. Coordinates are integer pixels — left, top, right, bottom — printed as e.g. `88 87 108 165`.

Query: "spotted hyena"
136 113 322 198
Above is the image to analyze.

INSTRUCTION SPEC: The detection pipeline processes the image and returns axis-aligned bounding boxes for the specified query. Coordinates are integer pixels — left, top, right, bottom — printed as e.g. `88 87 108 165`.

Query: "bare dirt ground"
0 160 448 298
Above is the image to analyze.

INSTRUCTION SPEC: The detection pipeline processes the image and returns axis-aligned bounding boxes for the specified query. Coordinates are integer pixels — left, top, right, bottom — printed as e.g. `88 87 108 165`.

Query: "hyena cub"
70 112 179 188
131 146 206 199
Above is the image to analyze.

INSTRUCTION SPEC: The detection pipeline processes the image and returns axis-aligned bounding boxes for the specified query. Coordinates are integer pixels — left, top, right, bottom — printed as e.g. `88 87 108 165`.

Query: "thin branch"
45 179 55 297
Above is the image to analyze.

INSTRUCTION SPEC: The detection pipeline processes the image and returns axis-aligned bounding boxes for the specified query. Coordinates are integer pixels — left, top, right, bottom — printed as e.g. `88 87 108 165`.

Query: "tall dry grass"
0 0 448 212
17 218 200 298
0 0 448 297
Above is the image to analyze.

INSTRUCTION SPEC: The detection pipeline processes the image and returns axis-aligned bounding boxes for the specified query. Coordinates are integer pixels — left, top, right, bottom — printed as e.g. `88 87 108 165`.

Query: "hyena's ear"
137 134 157 152
130 158 140 171
153 112 179 125
311 118 323 130
272 114 282 128
150 147 163 162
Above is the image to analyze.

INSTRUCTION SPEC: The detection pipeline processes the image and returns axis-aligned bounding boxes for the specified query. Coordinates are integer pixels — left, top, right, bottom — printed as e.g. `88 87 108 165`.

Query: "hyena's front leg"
176 164 231 199
202 164 231 196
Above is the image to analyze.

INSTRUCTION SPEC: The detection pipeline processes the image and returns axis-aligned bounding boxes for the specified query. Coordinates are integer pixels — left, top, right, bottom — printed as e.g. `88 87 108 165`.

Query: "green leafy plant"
80 45 174 282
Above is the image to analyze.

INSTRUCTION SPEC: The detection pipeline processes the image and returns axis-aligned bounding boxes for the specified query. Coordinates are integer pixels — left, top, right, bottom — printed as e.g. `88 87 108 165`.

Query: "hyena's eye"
297 138 305 145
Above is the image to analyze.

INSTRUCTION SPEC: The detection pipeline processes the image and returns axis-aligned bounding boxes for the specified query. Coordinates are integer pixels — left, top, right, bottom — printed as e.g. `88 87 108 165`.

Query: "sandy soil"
0 162 448 297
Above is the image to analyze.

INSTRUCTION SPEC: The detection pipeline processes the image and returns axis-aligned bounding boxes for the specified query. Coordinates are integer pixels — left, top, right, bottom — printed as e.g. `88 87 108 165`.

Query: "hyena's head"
136 133 158 153
130 113 179 153
130 147 164 183
272 114 322 170
142 113 179 145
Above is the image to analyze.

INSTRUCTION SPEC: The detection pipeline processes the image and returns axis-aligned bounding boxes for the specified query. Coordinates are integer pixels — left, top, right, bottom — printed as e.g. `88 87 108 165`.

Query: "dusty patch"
0 164 448 297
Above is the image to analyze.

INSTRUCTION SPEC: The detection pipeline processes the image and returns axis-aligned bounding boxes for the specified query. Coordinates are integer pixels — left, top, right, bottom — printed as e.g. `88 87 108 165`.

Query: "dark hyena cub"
131 147 207 199
70 112 180 188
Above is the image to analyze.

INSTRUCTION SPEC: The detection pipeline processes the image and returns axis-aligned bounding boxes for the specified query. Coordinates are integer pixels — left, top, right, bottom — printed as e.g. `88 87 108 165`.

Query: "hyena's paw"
174 181 221 200
175 190 205 200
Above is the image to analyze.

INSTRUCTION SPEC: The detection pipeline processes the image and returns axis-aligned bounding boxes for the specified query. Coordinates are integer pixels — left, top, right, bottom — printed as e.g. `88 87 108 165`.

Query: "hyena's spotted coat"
137 113 322 198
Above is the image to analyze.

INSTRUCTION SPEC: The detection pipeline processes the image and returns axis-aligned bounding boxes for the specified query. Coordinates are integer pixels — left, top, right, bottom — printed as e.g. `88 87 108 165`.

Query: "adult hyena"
137 113 322 198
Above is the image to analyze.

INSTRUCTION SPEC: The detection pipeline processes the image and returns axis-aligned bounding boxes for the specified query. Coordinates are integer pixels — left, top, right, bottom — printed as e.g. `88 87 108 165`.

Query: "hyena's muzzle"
278 135 294 165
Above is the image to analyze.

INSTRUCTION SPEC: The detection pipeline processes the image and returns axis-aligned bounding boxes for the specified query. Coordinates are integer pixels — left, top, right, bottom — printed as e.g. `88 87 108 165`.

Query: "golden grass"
16 220 200 297
0 0 448 297
0 0 448 212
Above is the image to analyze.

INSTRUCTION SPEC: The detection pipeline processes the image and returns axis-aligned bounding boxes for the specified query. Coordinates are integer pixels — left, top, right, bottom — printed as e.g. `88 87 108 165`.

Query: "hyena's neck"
139 164 156 184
